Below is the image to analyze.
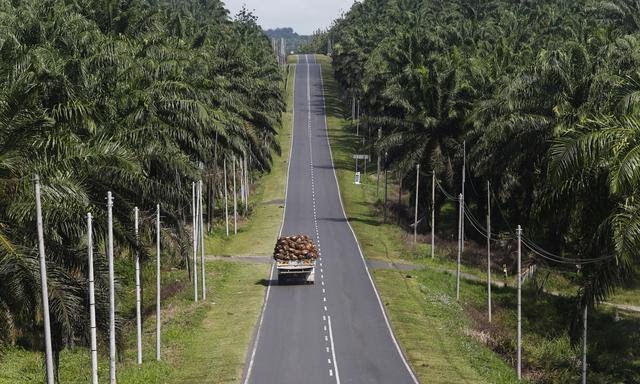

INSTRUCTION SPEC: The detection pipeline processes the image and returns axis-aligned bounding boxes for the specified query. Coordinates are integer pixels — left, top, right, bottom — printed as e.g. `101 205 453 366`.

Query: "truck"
276 259 316 284
273 235 318 284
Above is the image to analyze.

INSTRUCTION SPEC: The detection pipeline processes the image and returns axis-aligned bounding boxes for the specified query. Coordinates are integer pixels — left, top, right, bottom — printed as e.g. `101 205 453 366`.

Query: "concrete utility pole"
34 175 54 384
431 171 435 259
517 225 522 380
134 207 142 364
224 159 229 237
413 164 420 244
356 99 360 136
383 152 388 223
192 182 198 302
199 181 206 300
456 193 463 301
239 160 244 208
156 205 161 361
487 181 492 323
107 191 116 384
461 141 466 261
233 156 238 235
244 155 249 211
582 304 588 384
87 213 98 384
376 128 382 197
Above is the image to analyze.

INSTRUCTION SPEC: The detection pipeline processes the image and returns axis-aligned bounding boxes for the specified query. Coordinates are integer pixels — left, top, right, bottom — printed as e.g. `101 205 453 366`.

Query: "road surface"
243 55 418 384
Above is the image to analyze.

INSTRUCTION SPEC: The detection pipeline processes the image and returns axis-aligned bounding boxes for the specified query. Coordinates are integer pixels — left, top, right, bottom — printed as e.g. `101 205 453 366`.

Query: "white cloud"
223 0 354 35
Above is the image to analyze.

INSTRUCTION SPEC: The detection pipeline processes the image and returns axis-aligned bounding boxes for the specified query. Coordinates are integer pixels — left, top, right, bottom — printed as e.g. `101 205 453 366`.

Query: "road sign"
352 154 369 160
354 172 361 184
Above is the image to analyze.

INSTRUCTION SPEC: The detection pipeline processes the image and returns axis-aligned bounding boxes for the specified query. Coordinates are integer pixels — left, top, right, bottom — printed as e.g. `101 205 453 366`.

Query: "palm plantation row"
0 0 283 381
321 0 639 317
304 0 639 381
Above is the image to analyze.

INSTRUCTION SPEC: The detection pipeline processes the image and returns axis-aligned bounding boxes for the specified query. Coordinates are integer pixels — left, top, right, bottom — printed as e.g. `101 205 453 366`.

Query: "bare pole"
461 141 466 260
134 207 142 365
356 99 360 136
244 155 249 211
487 182 492 323
582 304 588 384
431 171 435 259
376 128 381 197
34 176 54 384
156 204 161 361
192 182 198 302
233 156 238 235
87 213 98 384
517 225 522 380
456 193 463 301
199 180 206 300
224 158 229 237
107 191 116 384
239 157 245 208
413 164 419 245
383 151 388 223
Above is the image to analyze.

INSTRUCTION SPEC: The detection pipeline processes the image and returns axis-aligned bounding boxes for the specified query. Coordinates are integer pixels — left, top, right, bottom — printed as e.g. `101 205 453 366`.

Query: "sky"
223 0 355 35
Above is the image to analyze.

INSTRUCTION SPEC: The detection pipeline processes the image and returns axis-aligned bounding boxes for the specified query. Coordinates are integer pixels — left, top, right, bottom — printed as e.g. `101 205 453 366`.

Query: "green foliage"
327 0 640 377
0 0 282 380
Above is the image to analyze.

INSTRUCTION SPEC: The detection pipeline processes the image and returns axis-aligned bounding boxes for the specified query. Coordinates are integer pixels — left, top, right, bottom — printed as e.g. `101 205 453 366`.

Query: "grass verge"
0 261 268 384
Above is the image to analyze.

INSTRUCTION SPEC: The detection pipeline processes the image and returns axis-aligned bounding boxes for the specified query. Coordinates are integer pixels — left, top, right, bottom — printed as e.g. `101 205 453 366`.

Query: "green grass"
373 268 519 383
205 62 296 256
0 260 268 384
317 53 640 383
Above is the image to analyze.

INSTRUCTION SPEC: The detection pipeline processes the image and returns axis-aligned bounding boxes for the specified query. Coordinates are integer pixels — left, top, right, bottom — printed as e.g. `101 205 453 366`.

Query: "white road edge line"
316 55 419 384
243 54 299 384
327 315 341 384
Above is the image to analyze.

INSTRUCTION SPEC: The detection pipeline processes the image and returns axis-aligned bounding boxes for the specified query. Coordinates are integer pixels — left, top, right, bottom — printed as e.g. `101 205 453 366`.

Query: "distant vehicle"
273 235 318 284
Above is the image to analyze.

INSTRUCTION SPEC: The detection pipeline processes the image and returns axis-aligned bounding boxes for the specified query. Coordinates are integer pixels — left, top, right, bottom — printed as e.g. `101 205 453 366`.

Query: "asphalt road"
243 55 418 384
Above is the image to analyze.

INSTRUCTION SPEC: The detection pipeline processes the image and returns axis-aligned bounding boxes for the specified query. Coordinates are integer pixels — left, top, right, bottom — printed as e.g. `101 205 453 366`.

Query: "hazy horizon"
223 0 354 35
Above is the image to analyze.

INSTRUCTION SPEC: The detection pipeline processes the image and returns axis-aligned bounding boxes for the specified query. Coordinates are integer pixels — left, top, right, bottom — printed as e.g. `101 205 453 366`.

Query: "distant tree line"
265 27 310 53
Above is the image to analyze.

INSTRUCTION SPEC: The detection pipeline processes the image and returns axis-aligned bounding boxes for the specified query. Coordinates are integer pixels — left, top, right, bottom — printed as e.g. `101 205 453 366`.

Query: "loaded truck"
273 235 318 284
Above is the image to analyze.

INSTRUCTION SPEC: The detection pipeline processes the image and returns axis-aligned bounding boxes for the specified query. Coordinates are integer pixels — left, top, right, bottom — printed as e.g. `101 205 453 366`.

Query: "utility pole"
233 156 237 235
456 193 463 301
356 99 360 136
413 164 420 244
582 304 588 384
87 213 98 384
156 204 161 361
192 182 198 302
244 155 249 211
517 225 522 380
224 159 229 237
107 191 116 384
34 175 54 384
383 152 388 223
134 207 142 364
431 171 435 259
199 180 206 300
461 141 466 261
487 182 492 323
376 128 382 197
